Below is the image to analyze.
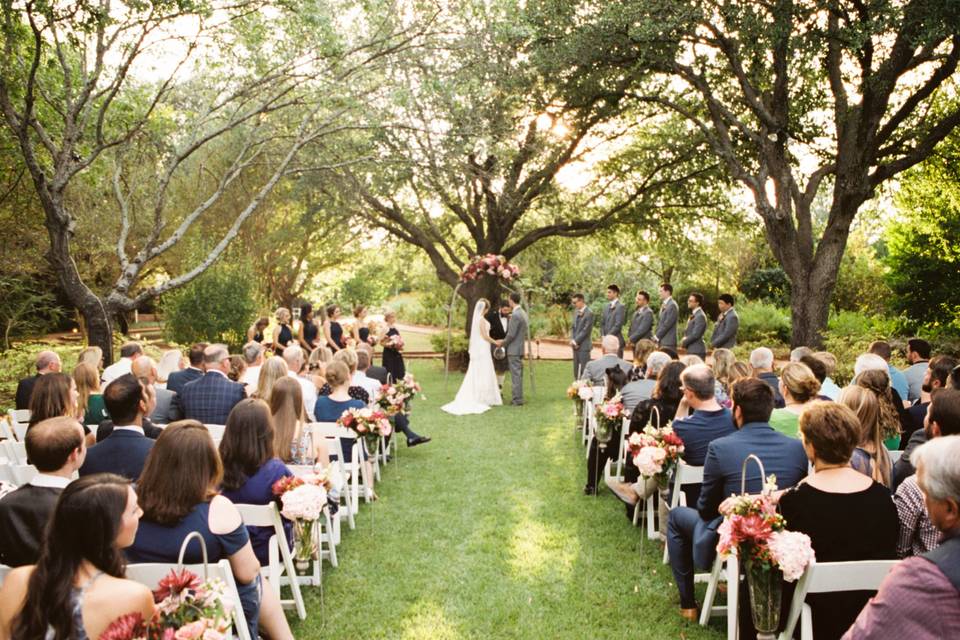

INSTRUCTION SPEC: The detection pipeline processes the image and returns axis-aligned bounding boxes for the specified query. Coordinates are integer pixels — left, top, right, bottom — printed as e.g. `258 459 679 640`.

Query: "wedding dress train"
441 301 502 415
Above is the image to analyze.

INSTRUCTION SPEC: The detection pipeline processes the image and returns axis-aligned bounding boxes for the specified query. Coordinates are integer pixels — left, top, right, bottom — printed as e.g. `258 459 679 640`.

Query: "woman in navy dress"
127 421 294 640
218 399 294 565
325 304 345 352
353 305 375 346
271 307 294 355
380 309 406 382
298 303 320 351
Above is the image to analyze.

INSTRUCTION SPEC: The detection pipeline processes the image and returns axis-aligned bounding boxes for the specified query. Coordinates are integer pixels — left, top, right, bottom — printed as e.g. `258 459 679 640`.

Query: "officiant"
486 299 510 389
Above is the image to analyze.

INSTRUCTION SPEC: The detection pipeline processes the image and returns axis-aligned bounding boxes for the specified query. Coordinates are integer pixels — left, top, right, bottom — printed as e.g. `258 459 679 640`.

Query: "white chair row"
5 409 29 442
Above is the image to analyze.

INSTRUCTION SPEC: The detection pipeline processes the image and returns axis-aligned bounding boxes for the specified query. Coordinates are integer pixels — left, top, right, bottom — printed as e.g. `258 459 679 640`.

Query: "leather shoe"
583 484 596 496
407 436 431 447
679 607 698 622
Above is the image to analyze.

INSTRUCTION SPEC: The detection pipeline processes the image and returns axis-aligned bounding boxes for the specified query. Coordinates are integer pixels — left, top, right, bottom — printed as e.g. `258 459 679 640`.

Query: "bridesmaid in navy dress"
381 309 406 382
353 305 375 346
298 303 320 351
325 304 345 352
271 307 294 355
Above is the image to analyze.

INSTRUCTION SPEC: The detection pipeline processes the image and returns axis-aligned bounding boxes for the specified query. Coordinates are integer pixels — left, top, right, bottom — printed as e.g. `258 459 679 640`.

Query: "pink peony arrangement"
716 479 815 581
566 379 592 401
100 569 233 640
272 475 328 522
594 394 626 446
337 407 393 439
626 426 685 480
459 254 520 283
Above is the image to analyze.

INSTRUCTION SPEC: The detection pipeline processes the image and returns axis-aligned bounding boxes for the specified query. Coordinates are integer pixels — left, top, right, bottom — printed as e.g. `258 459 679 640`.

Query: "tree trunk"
459 277 505 336
787 279 831 349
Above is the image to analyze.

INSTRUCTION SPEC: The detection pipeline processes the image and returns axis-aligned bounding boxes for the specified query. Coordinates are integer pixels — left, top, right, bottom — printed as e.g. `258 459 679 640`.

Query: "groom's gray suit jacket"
628 305 654 344
504 307 527 357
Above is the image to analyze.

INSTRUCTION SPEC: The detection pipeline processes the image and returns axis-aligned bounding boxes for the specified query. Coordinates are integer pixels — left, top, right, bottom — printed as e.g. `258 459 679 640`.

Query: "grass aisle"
291 360 726 639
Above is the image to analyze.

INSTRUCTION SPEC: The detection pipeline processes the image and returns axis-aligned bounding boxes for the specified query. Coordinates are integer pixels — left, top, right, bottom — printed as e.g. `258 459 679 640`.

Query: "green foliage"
735 301 792 344
0 276 65 351
739 268 791 308
429 331 469 358
161 262 259 350
832 221 891 315
0 342 83 410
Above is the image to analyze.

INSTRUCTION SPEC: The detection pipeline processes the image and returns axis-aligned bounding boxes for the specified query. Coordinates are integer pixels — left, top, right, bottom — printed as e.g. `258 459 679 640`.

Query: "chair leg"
699 556 725 626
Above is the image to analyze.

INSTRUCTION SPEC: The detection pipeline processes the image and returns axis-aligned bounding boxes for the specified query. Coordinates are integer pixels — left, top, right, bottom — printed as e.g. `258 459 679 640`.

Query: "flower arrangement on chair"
459 254 520 283
566 379 593 424
392 373 425 412
594 393 625 450
626 425 685 489
99 568 233 640
272 473 329 572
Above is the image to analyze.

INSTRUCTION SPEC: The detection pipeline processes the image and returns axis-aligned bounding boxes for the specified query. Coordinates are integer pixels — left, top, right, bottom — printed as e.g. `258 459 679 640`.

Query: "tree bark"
458 277 505 337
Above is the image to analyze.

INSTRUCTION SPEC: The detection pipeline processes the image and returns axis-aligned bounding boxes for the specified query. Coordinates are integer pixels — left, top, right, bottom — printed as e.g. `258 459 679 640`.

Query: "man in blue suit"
79 374 154 482
180 344 246 425
166 342 207 395
666 377 808 621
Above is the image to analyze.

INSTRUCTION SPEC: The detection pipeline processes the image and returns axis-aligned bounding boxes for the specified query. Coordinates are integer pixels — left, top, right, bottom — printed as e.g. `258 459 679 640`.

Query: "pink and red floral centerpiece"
459 254 520 283
594 393 626 449
272 473 329 572
626 425 685 489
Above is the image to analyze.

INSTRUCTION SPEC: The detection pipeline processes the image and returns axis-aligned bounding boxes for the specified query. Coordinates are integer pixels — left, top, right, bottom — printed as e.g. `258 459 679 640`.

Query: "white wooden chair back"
8 463 37 486
699 550 739 637
608 416 632 483
7 410 30 441
778 560 899 640
0 417 16 442
0 563 10 588
305 423 358 529
1 440 27 465
126 559 250 640
662 461 706 564
235 502 306 619
203 424 226 441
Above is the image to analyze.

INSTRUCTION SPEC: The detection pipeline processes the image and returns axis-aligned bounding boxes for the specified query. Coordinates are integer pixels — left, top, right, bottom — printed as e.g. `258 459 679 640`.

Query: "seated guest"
77 345 103 372
770 402 898 640
606 361 686 509
0 474 154 639
80 374 154 481
903 338 931 402
711 348 737 406
869 340 910 403
96 380 164 442
254 356 289 405
839 386 892 488
155 348 184 389
27 372 94 445
620 351 671 413
282 345 318 421
769 362 821 437
581 335 633 385
314 361 374 494
128 422 294 640
855 360 908 448
895 354 958 488
584 367 629 496
813 351 842 399
894 388 960 558
132 355 180 424
166 342 206 395
799 354 833 400
270 377 329 465
0 417 86 566
240 341 265 387
750 347 785 408
667 378 807 621
790 346 814 362
843 436 960 639
357 347 430 447
631 339 657 376
219 399 295 565
228 355 247 385
73 361 108 427
101 341 143 385
16 350 62 410
180 344 246 425
318 349 371 403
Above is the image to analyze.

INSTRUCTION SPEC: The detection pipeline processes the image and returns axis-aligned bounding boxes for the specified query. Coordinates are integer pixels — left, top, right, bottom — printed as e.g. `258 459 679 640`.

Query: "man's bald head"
601 335 619 354
25 417 85 472
36 350 61 374
131 356 157 383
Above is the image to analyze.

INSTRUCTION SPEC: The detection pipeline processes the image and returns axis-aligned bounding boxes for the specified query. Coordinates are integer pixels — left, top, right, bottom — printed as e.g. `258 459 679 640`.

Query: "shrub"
161 262 259 350
429 330 469 357
735 301 792 345
739 267 791 307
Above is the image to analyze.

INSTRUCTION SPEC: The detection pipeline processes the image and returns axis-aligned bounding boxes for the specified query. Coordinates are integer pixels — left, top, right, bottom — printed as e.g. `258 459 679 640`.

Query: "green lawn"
289 360 727 639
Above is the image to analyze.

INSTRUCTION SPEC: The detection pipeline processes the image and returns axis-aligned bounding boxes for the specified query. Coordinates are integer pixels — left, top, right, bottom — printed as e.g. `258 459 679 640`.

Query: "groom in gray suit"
628 290 654 346
501 292 528 406
655 283 679 348
681 292 708 358
570 293 594 380
710 293 740 349
600 284 627 358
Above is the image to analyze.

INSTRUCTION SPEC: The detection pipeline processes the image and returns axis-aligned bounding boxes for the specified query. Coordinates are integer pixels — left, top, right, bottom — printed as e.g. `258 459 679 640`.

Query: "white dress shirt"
353 371 382 400
289 372 318 421
242 364 262 387
29 473 72 489
113 424 145 436
101 357 133 384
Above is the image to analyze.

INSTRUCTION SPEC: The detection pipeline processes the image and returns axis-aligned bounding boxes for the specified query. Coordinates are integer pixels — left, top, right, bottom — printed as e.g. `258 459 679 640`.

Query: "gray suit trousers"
573 349 591 381
508 355 523 405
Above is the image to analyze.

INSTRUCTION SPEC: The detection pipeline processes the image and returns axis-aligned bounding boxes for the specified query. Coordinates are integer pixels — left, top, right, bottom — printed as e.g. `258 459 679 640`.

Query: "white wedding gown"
441 302 502 415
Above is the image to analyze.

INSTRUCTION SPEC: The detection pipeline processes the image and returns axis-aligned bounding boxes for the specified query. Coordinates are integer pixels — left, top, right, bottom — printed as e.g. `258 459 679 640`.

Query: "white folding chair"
0 564 10 588
126 558 251 640
204 424 226 441
0 464 15 485
777 559 899 640
662 462 705 564
7 410 29 441
606 417 632 484
287 464 339 568
7 463 37 486
0 417 16 442
235 503 307 619
0 440 27 464
699 550 738 635
308 422 367 515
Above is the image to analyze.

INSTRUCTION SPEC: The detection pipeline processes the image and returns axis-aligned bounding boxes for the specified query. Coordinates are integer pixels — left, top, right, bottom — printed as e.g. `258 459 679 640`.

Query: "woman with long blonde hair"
839 385 892 487
73 362 107 427
76 346 103 373
254 357 288 405
269 377 328 466
855 368 904 450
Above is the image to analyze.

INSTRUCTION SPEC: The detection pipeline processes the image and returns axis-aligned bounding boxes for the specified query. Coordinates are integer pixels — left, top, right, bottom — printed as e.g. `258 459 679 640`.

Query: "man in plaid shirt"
894 388 960 556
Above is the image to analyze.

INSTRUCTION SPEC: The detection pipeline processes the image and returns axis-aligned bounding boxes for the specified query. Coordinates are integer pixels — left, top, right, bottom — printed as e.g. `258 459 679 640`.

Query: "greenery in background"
0 276 65 351
161 261 260 350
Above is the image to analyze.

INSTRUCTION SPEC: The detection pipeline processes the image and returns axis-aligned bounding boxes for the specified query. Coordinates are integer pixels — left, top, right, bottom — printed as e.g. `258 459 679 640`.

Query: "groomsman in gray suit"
655 283 679 348
570 293 594 380
601 284 627 358
710 293 740 350
628 290 654 346
501 292 528 406
681 292 708 358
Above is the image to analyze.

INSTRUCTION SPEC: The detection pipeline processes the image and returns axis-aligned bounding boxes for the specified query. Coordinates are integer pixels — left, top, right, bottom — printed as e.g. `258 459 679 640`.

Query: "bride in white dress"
441 299 503 415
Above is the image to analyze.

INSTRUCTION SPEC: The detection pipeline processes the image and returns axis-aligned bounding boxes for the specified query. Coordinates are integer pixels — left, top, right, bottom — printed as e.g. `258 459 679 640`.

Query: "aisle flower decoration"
338 406 393 464
594 393 625 449
459 254 520 283
376 383 406 416
626 425 685 488
393 373 425 411
272 473 329 571
716 477 816 636
99 568 233 640
566 379 593 401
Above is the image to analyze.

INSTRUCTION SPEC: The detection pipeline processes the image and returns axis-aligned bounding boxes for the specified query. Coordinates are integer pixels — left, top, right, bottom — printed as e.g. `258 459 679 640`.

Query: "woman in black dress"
324 304 345 352
380 309 405 382
271 307 293 355
353 305 375 345
247 316 269 344
740 401 898 640
298 303 320 351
